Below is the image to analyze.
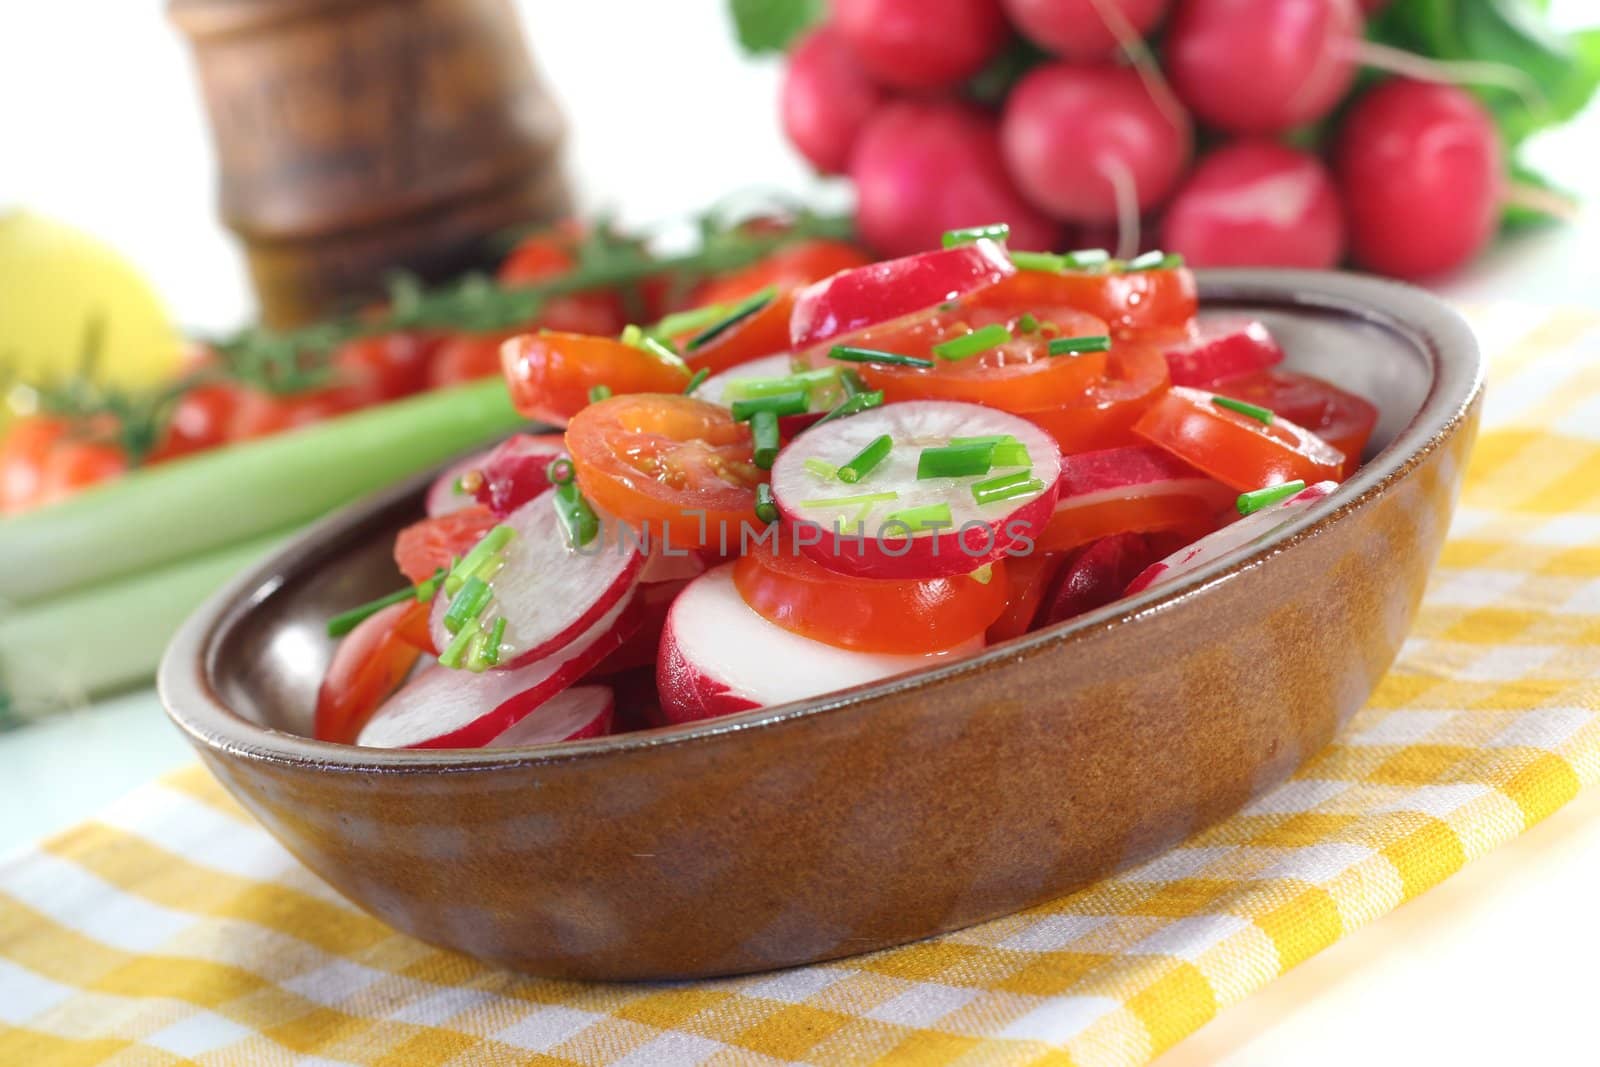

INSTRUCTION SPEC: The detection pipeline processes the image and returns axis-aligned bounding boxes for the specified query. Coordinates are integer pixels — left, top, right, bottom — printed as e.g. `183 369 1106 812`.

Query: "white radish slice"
426 448 496 517
770 400 1061 579
698 353 843 435
430 488 643 668
1162 315 1284 388
1044 445 1236 551
484 686 614 747
1126 481 1338 595
657 564 982 724
359 594 639 748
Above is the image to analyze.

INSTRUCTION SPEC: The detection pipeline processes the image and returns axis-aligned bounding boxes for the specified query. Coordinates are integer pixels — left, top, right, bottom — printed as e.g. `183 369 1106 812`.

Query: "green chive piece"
465 631 491 673
326 585 418 637
1126 250 1184 272
1212 395 1275 425
917 442 995 480
813 389 885 427
1047 334 1111 356
971 469 1044 505
639 334 685 367
932 323 1012 361
1237 480 1307 516
650 303 729 340
1016 313 1040 334
970 563 995 585
546 457 576 485
750 409 781 470
588 383 613 403
942 223 1010 247
839 369 867 397
990 442 1031 467
755 482 778 523
1010 250 1067 273
483 617 508 667
884 502 954 533
731 389 809 421
838 434 893 484
414 567 447 604
829 346 935 369
687 286 777 350
437 623 478 669
553 482 601 548
949 434 1007 448
1062 248 1111 270
804 458 839 480
683 368 709 395
723 367 837 401
443 576 491 634
450 525 516 584
619 324 644 347
798 490 899 509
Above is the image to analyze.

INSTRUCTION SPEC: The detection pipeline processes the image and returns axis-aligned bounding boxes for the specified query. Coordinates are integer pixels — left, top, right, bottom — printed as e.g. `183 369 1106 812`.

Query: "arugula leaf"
727 0 824 55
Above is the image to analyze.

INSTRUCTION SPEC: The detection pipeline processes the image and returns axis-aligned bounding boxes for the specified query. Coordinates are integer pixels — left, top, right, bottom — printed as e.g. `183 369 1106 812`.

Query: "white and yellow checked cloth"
3 306 1599 1067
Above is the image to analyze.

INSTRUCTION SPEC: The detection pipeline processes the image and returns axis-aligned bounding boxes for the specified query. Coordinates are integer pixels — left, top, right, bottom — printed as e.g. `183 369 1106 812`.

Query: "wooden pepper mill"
169 0 572 326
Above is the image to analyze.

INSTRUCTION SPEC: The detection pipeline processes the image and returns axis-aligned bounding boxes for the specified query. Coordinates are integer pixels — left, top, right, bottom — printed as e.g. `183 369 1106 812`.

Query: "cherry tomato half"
1019 342 1171 455
393 505 499 585
977 265 1197 340
314 599 432 744
733 549 1008 653
565 394 764 551
1213 369 1378 477
502 332 691 425
1133 386 1346 491
683 289 797 376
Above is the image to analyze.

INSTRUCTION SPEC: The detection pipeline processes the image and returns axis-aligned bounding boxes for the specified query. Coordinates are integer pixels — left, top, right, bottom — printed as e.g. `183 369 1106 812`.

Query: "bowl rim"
159 269 1483 773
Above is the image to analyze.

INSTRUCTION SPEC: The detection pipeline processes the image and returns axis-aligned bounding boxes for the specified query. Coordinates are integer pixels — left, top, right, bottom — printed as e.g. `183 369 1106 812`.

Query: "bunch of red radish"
781 0 1506 278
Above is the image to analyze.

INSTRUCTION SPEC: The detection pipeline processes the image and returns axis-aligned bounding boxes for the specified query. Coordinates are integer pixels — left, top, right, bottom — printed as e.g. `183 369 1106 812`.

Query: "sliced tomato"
733 549 1007 653
428 330 519 388
1018 342 1172 455
565 394 764 551
1039 445 1235 554
683 289 797 376
393 505 499 584
1133 386 1346 491
1213 369 1378 477
499 227 628 337
984 551 1066 643
333 330 441 401
502 332 691 425
976 264 1197 340
314 599 432 744
694 238 871 308
152 383 245 461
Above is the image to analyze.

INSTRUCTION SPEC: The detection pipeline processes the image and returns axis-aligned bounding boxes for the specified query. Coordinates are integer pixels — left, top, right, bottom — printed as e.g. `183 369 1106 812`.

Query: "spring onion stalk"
813 390 884 427
1237 480 1307 515
683 368 710 395
750 410 781 470
885 503 953 532
932 324 1012 361
1126 250 1184 272
837 435 893 484
755 482 778 524
731 390 810 421
687 286 778 350
0 530 289 726
0 377 525 607
828 346 934 369
1212 395 1275 425
942 223 1009 247
1047 335 1112 356
972 471 1045 506
799 490 899 509
553 482 600 548
917 442 995 479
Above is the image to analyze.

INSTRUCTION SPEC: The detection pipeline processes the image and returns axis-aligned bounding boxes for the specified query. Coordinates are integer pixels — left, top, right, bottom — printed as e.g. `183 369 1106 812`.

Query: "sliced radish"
1126 480 1338 594
470 432 568 518
1162 317 1285 388
770 400 1061 579
430 488 644 668
697 353 838 435
587 574 694 677
1039 533 1171 627
1040 445 1236 552
657 565 982 724
638 546 710 585
426 448 495 517
359 594 640 748
483 686 614 747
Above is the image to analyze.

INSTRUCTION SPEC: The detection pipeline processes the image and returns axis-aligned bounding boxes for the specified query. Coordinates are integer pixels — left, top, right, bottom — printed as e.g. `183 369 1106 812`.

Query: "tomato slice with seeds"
315 599 432 744
1133 386 1346 492
393 505 499 585
565 394 764 550
734 550 1008 653
1017 342 1171 455
683 290 797 376
502 332 691 425
976 266 1198 340
1212 369 1378 477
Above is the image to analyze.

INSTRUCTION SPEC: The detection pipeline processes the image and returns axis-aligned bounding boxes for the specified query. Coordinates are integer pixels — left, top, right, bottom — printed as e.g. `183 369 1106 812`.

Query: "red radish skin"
359 593 641 748
1004 0 1170 59
1160 141 1345 269
431 489 643 668
770 401 1062 579
1040 532 1168 625
656 565 982 724
1166 0 1362 134
1162 316 1286 388
470 433 567 517
1335 79 1504 279
1126 480 1337 594
426 448 495 517
849 102 1062 259
781 25 886 174
790 239 1016 350
832 0 1010 90
484 685 614 747
1042 444 1235 551
1000 63 1193 224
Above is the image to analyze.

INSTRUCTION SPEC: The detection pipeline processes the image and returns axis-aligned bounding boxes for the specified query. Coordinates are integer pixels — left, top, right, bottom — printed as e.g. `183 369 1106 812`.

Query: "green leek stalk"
0 378 524 606
0 531 289 727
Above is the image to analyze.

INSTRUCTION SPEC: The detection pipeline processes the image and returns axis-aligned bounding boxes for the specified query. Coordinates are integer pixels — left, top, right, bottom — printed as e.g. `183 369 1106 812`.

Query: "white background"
1 2 1598 1065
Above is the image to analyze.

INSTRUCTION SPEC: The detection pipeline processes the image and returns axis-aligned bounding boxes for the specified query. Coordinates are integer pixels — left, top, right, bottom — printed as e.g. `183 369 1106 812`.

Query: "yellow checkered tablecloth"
3 306 1599 1066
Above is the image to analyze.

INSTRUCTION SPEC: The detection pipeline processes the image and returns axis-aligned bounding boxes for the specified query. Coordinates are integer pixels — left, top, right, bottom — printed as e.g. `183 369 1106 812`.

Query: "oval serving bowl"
160 271 1481 980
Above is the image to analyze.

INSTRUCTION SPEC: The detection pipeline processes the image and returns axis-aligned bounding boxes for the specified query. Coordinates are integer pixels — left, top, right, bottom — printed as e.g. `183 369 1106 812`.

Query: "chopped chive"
546 457 576 485
650 303 730 339
1212 395 1275 425
1047 334 1111 356
839 369 867 397
971 469 1044 505
949 434 1007 448
942 223 1010 247
990 441 1031 467
414 567 447 604
1237 480 1307 516
750 409 781 469
1016 313 1040 334
639 334 685 367
917 442 994 480
970 563 995 585
829 345 935 369
326 585 419 637
618 324 644 347
723 367 837 401
932 323 1012 361
588 383 613 403
732 389 808 422
437 623 478 669
687 286 778 350
465 631 491 673
1062 248 1111 270
443 576 492 634
1126 250 1184 272
553 482 600 548
813 389 885 427
683 367 709 395
798 490 899 509
484 616 508 666
1010 250 1067 273
885 502 953 532
838 434 893 484
755 482 778 523
450 525 515 583
804 458 839 480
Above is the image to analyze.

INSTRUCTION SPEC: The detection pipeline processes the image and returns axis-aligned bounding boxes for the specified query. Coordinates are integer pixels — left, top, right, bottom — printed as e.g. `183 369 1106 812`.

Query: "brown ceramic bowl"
159 270 1481 980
